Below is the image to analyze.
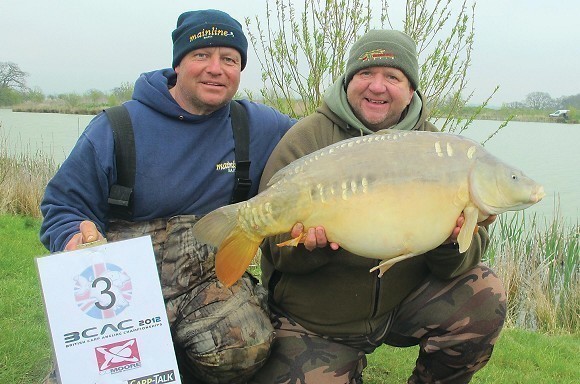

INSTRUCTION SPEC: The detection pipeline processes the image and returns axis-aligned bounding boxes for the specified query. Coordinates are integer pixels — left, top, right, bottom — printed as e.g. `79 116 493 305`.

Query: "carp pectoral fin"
458 206 478 253
276 233 305 247
370 253 418 278
215 231 261 288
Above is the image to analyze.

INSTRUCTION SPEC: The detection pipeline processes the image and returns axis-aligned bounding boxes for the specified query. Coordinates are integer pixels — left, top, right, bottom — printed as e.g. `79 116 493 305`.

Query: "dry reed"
0 125 57 218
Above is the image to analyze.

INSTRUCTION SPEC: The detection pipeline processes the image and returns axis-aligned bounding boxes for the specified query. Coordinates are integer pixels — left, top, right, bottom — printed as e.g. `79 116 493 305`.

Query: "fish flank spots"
467 146 477 159
446 142 454 157
435 141 443 157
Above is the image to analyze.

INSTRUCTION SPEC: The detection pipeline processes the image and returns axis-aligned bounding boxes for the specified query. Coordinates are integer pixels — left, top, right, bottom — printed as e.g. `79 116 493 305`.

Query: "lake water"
1 108 579 224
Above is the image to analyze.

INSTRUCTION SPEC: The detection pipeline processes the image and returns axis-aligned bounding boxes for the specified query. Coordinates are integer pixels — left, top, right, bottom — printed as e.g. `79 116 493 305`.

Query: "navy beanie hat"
171 9 248 70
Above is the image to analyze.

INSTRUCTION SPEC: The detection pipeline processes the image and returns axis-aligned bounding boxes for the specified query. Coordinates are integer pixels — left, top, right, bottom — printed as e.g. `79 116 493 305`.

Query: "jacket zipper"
370 260 381 318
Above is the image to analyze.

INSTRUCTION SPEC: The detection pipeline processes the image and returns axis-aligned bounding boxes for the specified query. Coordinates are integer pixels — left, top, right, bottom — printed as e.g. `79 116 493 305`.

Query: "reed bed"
485 213 579 334
0 125 57 218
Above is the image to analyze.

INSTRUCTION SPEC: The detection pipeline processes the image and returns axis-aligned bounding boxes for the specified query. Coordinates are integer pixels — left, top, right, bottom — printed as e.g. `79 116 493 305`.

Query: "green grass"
365 329 579 383
2 214 579 383
0 215 52 384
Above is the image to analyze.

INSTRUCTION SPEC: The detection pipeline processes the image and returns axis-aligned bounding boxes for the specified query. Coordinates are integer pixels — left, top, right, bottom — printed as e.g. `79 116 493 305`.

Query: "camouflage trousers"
43 215 274 384
250 264 506 384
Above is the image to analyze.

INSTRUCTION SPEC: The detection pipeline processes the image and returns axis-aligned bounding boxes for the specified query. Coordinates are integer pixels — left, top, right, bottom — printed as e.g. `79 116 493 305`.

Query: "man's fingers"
63 221 106 251
303 228 316 251
291 223 304 239
291 223 340 251
64 233 83 251
315 227 327 247
79 220 103 243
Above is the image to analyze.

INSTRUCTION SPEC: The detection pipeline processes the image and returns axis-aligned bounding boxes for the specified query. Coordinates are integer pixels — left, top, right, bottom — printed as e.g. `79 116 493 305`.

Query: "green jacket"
258 88 490 338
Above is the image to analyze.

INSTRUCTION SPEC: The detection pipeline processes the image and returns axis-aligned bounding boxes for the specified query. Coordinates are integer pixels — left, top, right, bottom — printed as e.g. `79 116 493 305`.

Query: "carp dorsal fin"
458 205 478 252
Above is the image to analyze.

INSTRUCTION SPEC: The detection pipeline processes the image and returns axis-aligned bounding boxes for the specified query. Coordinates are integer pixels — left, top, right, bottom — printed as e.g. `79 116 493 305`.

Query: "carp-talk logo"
128 370 177 384
74 262 132 319
95 338 141 374
358 49 395 62
190 26 235 41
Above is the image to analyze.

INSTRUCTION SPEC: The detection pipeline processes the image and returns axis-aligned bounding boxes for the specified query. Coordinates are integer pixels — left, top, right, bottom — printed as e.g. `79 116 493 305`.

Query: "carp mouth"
530 185 546 203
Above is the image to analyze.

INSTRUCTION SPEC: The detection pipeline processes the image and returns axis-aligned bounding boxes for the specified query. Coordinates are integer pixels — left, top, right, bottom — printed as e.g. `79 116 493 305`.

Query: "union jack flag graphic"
74 262 132 319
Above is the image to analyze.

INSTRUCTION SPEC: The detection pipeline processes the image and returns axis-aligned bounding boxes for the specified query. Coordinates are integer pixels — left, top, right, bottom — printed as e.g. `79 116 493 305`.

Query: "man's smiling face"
171 46 242 115
346 66 414 131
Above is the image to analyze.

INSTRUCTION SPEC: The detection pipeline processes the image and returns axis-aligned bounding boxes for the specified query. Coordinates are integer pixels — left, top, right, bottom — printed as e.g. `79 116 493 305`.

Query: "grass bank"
0 215 52 383
1 215 578 383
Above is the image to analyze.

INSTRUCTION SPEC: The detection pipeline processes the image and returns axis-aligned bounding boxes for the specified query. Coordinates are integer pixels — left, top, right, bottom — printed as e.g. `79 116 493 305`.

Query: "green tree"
245 0 497 133
111 82 134 104
0 62 29 106
85 89 107 106
59 92 82 109
559 93 580 109
0 86 23 106
24 87 45 103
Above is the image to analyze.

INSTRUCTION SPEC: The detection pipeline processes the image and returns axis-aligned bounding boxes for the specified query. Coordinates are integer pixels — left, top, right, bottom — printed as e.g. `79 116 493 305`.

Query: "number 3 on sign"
74 262 133 319
92 276 116 310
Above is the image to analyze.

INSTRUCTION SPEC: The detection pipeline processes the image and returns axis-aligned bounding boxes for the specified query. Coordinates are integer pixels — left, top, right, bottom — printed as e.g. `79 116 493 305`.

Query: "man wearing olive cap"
253 30 504 384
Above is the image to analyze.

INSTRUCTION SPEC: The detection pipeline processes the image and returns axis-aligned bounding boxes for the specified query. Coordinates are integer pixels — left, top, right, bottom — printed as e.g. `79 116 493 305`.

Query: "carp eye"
511 174 518 181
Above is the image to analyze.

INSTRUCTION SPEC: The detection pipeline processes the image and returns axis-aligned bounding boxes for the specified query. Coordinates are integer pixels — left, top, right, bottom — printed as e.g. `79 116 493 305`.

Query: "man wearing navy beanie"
172 9 249 70
40 9 298 384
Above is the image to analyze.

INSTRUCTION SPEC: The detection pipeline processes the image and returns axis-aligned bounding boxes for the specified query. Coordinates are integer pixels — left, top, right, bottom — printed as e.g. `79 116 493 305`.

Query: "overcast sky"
1 0 578 106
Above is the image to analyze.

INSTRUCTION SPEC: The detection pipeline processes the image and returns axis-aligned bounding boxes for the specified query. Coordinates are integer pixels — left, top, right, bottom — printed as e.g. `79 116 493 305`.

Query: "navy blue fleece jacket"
40 69 295 252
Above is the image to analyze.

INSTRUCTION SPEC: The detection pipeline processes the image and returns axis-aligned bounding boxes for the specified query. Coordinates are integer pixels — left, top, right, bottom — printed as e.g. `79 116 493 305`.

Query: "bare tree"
0 62 29 92
525 92 555 110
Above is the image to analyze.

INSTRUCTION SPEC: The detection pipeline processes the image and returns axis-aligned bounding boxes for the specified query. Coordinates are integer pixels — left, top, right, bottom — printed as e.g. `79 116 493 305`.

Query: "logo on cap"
190 26 235 42
358 49 395 62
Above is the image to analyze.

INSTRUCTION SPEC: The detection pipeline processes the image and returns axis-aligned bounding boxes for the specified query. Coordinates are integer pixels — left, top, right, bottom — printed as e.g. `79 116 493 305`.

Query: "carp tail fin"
192 203 241 248
215 231 261 287
193 203 260 287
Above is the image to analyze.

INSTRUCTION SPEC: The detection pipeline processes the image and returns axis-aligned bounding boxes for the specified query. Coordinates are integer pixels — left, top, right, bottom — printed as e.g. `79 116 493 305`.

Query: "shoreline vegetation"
6 101 580 124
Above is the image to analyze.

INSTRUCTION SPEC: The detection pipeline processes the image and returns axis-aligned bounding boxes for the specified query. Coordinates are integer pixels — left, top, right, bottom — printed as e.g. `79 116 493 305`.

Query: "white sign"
36 236 181 384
